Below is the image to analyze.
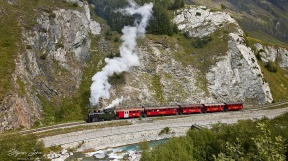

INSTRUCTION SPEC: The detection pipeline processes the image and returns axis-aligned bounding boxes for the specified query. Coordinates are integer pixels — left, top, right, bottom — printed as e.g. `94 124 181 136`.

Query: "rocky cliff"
97 6 275 107
0 1 101 131
0 2 287 131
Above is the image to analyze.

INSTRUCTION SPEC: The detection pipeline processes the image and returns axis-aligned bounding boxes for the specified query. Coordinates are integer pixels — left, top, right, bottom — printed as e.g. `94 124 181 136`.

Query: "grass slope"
0 2 21 102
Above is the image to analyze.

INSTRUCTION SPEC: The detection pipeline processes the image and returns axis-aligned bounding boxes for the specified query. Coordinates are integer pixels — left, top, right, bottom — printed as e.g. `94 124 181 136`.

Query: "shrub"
26 45 32 49
40 53 48 60
264 61 277 73
192 36 212 48
49 12 56 19
196 12 201 16
221 4 227 10
173 24 179 34
183 31 190 39
55 43 64 49
159 127 170 135
72 3 78 7
39 27 47 33
114 37 119 42
139 140 149 151
256 53 262 60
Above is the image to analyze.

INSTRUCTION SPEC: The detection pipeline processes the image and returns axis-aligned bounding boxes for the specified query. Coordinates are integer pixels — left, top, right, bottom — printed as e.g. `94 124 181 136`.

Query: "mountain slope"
185 0 288 45
0 0 288 132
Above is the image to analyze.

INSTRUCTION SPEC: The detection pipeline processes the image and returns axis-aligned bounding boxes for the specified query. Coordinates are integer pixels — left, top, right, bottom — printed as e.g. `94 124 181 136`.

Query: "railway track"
19 121 87 135
16 100 288 135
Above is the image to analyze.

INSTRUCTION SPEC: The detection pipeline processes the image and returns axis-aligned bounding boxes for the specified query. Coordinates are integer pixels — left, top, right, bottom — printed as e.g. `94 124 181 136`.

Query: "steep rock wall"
0 2 101 131
173 6 272 104
207 34 272 103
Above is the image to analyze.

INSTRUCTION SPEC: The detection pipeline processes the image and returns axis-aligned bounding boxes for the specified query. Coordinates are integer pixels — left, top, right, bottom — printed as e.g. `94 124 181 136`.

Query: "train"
87 102 243 123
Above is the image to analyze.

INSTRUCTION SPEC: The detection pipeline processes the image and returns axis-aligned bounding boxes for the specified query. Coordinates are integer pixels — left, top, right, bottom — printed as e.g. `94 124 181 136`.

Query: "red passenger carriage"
203 103 225 112
144 106 178 117
225 102 243 111
179 104 204 114
116 107 143 119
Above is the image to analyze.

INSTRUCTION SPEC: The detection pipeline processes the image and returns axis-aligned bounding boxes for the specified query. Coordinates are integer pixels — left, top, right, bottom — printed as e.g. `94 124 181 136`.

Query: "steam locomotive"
87 102 243 123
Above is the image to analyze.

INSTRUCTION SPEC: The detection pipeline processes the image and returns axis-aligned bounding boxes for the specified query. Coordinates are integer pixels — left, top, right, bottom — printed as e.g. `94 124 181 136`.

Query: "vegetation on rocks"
0 0 84 104
0 1 21 102
247 37 288 102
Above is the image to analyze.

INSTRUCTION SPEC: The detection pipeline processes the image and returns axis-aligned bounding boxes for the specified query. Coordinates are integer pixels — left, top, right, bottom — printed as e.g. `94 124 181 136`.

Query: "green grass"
36 121 131 138
150 75 165 103
173 29 228 71
258 60 288 102
16 77 26 96
248 37 288 50
0 2 21 102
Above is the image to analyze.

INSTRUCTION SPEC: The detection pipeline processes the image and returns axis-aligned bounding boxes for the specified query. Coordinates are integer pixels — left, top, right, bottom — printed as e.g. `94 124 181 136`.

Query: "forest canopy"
88 0 184 35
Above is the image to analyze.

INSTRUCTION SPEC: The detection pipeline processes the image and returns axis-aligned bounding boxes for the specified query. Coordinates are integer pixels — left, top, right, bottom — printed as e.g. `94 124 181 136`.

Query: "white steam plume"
89 0 153 106
105 96 130 109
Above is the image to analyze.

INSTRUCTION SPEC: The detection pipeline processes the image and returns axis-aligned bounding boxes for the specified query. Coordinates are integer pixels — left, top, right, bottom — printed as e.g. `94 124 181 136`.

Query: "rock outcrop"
0 2 101 131
207 33 272 103
254 43 288 68
173 6 237 38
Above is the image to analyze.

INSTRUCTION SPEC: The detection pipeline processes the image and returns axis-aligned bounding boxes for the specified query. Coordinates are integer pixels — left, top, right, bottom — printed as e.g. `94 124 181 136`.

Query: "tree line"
88 0 184 36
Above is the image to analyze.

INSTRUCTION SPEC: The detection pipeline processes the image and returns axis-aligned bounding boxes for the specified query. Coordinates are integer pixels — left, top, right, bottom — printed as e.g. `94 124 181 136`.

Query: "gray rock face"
173 6 272 104
254 43 288 68
0 2 101 131
207 34 272 103
173 6 240 38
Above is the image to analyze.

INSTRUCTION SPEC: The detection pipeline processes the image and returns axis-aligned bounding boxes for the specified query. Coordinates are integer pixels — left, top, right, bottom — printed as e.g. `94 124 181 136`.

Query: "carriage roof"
144 105 179 110
115 107 143 112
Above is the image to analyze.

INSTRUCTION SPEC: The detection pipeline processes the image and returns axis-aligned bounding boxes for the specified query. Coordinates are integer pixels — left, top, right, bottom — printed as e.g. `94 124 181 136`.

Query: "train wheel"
116 116 119 120
224 107 228 112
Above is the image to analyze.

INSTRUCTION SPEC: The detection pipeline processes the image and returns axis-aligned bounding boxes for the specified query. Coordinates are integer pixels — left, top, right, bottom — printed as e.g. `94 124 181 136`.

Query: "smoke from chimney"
104 96 131 109
89 0 153 106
